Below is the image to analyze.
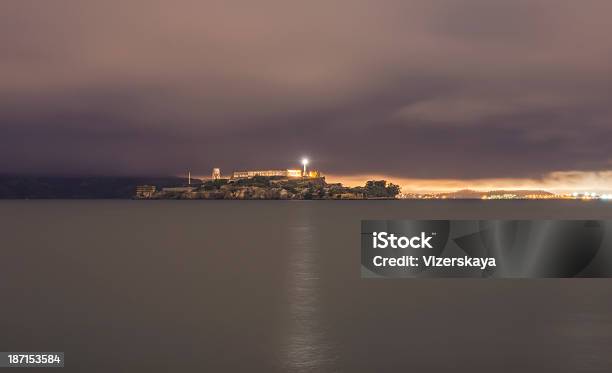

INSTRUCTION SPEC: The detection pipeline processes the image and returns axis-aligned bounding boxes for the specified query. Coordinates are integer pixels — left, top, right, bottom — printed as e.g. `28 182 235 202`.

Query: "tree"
365 180 388 197
385 183 401 197
364 180 401 198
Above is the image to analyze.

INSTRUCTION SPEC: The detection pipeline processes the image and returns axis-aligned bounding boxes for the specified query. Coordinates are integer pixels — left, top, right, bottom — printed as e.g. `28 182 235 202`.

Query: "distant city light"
301 157 309 176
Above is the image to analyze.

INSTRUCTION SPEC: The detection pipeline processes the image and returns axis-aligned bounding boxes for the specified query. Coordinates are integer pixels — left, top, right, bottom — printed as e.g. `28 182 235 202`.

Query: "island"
136 177 401 200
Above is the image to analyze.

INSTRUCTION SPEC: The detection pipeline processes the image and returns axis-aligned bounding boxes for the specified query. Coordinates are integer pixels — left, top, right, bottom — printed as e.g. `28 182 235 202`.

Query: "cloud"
393 93 578 124
1 0 612 180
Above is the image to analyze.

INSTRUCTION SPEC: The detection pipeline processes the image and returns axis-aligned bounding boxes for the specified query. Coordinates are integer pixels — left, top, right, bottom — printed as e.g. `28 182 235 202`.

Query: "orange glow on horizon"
183 169 612 194
324 170 612 194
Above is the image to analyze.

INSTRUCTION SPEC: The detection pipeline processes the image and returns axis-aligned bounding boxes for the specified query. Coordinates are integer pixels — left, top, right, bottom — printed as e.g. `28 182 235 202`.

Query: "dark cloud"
1 0 611 179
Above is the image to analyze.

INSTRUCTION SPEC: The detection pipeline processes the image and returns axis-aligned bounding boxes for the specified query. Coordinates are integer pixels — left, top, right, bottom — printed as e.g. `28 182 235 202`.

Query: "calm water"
1 200 612 372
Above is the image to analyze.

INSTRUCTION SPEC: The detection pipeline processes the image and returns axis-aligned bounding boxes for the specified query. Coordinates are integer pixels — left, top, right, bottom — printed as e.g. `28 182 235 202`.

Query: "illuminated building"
212 168 221 180
287 169 303 178
232 169 307 179
135 185 156 198
231 158 320 179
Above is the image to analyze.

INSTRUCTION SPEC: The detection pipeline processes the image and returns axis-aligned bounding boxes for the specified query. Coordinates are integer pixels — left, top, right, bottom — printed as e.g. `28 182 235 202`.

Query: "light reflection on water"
284 208 336 372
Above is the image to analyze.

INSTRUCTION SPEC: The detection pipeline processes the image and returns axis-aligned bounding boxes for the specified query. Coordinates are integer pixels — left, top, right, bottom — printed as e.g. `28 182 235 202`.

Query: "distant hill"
440 189 554 199
441 189 483 199
485 190 554 197
0 175 192 199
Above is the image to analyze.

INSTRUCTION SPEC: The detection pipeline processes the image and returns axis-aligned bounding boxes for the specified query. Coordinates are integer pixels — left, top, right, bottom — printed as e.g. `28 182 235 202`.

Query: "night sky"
2 0 611 191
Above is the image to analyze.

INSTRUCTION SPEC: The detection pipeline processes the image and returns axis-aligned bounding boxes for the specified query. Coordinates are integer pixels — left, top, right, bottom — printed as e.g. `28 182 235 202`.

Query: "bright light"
301 157 309 177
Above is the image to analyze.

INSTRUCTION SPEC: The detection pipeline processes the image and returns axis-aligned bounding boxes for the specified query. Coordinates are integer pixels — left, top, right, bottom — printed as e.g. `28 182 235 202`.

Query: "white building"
232 169 303 179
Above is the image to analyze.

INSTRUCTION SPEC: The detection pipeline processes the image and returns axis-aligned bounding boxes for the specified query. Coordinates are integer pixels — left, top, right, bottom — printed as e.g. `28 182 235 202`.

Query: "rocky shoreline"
138 177 400 200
